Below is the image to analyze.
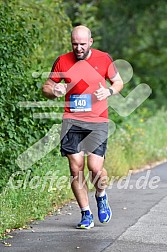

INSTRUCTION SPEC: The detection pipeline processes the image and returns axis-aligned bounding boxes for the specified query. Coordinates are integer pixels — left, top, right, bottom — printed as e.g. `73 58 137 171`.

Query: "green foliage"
64 0 101 48
106 109 167 177
0 0 71 189
0 154 73 236
97 0 167 108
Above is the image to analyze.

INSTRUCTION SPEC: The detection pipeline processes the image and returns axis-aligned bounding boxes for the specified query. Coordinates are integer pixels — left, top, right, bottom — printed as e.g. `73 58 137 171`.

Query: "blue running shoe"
76 210 94 229
96 194 112 223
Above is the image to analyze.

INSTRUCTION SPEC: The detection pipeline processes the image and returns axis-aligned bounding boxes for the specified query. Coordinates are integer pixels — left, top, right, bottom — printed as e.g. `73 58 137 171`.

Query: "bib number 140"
74 99 86 107
70 94 92 112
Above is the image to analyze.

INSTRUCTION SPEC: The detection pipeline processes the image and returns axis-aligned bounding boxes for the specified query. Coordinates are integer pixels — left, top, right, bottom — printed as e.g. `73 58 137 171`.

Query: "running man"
42 25 123 229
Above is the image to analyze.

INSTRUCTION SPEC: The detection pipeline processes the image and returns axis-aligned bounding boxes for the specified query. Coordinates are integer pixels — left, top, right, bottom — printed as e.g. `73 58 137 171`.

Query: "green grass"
1 109 167 237
105 109 167 177
0 155 74 237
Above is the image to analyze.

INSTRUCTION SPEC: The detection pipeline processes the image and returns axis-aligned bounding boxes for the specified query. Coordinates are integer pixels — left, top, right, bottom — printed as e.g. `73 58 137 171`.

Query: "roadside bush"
0 0 71 189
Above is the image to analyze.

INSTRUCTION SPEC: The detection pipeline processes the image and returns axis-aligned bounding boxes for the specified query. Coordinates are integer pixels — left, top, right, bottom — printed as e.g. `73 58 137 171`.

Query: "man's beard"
74 48 90 60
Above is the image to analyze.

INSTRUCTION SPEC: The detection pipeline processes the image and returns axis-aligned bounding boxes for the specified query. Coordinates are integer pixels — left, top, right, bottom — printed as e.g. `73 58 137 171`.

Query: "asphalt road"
1 161 167 252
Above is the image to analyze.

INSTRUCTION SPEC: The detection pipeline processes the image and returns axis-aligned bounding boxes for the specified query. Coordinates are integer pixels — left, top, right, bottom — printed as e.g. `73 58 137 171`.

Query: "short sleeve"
106 54 117 80
49 57 62 83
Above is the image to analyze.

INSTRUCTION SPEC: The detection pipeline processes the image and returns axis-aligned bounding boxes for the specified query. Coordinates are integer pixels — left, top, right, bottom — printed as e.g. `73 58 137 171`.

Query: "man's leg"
87 153 112 223
67 152 88 209
67 152 94 229
87 153 107 191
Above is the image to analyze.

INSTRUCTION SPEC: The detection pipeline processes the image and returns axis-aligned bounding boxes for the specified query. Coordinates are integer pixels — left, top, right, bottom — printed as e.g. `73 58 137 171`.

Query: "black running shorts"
60 119 108 157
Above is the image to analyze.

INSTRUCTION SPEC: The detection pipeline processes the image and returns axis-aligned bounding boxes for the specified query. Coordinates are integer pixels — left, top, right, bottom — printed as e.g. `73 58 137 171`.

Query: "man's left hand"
94 83 110 101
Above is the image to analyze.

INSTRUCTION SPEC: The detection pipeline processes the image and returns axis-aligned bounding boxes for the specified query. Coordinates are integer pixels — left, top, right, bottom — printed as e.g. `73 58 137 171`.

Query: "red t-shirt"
49 48 117 122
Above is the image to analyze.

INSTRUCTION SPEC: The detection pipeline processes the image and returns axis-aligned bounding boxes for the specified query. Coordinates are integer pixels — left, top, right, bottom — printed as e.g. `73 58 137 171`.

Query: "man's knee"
88 167 107 178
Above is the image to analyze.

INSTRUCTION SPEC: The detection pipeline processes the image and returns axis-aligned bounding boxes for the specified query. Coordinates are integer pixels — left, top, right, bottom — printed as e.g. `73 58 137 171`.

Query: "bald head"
71 25 92 40
71 25 93 60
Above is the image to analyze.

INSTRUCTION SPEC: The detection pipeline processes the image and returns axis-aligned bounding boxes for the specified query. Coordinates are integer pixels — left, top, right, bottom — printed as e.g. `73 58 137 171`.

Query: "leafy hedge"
0 0 71 189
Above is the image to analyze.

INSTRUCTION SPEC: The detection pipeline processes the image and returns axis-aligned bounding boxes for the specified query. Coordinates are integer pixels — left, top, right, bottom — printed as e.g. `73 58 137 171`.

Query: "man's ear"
90 38 93 46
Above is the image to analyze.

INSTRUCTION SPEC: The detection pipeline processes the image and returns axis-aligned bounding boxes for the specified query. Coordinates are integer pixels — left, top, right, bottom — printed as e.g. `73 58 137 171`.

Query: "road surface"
0 161 167 252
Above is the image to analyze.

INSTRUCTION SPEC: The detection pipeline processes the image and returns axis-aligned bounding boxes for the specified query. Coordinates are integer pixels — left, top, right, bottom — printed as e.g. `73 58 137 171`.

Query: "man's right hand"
42 79 66 99
52 83 67 97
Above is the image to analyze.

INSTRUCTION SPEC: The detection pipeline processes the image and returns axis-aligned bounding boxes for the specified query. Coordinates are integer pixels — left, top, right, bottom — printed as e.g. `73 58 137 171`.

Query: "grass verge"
105 109 167 177
0 155 73 238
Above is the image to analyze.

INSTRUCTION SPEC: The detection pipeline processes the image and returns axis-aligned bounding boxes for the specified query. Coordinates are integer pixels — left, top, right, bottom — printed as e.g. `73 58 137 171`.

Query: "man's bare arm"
109 72 123 95
94 73 123 101
42 79 66 99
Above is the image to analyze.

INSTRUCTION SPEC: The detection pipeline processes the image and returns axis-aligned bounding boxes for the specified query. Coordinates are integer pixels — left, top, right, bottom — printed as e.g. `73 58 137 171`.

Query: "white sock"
81 206 92 214
96 190 106 198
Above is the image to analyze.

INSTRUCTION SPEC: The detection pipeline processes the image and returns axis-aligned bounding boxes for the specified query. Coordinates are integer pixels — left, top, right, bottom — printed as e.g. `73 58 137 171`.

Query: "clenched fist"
52 83 67 97
42 79 67 99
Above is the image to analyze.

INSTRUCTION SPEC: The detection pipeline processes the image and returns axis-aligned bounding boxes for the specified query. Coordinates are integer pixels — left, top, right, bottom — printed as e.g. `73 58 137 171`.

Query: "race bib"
70 94 92 112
